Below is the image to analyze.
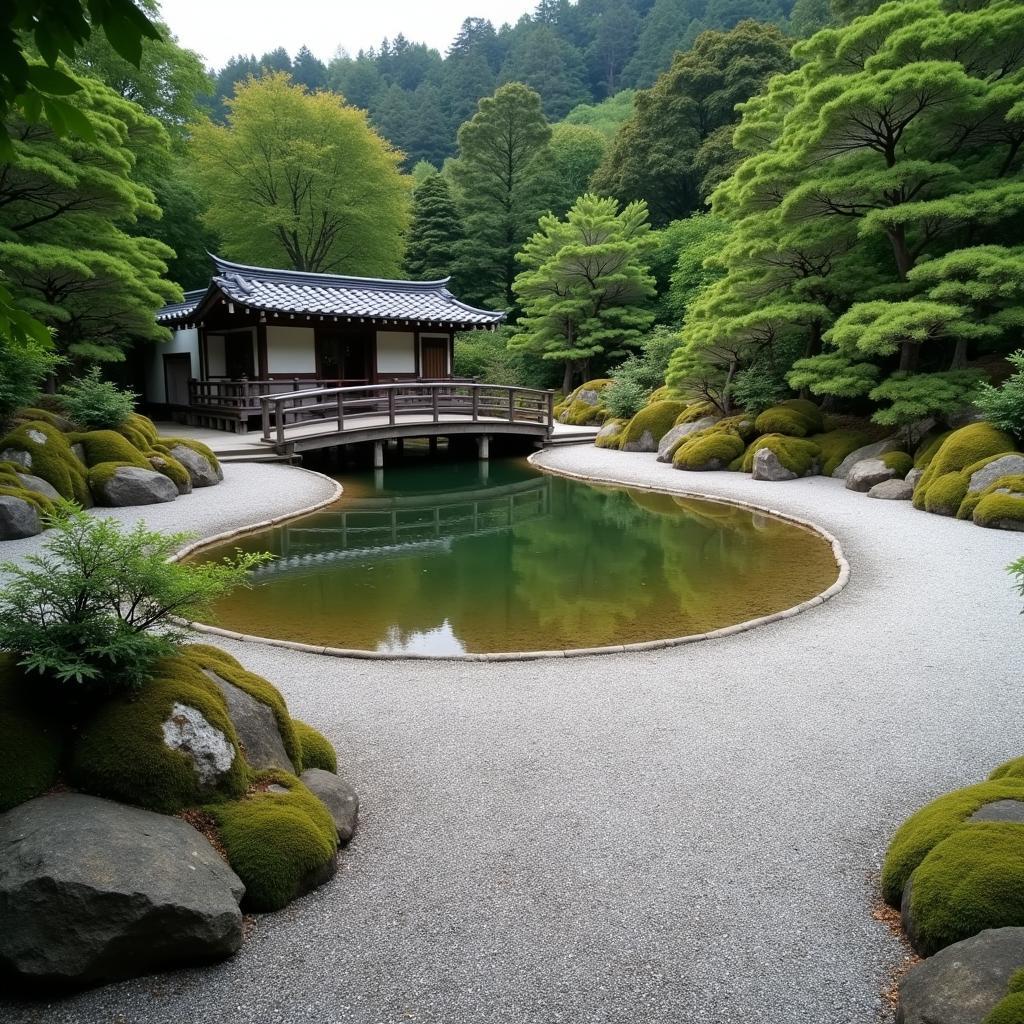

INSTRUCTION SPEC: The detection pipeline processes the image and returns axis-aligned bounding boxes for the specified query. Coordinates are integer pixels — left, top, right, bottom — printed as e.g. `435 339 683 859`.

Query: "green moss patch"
294 719 338 773
0 420 91 505
554 380 611 425
675 401 719 425
69 429 151 470
972 475 1024 530
620 400 688 448
983 991 1024 1024
0 655 63 812
992 757 1024 782
923 470 969 517
117 413 160 449
672 430 746 471
914 424 1017 511
154 436 221 472
646 385 674 405
741 434 821 476
915 430 954 470
594 418 628 449
207 770 338 911
806 429 878 476
909 822 1024 956
147 451 191 492
880 451 913 478
69 652 248 814
753 399 824 438
881 779 1024 906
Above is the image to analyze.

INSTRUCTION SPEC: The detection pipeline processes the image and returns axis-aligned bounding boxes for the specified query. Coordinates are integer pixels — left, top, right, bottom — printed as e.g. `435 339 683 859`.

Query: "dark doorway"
317 329 371 382
224 333 255 379
164 353 191 406
421 337 448 379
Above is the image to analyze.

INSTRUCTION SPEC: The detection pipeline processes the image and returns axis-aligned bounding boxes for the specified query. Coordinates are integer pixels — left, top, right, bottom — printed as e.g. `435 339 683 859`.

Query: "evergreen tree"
450 83 554 307
510 193 657 393
291 46 327 91
500 25 590 120
549 123 608 215
622 0 702 88
405 174 465 283
586 2 640 97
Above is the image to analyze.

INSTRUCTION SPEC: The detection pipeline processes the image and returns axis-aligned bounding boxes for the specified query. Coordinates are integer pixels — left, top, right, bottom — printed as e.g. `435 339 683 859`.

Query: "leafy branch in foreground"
0 503 271 696
1011 556 1024 611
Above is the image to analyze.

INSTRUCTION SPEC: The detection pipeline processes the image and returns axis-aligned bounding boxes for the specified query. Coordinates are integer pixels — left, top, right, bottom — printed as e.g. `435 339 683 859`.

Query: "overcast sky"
158 0 538 69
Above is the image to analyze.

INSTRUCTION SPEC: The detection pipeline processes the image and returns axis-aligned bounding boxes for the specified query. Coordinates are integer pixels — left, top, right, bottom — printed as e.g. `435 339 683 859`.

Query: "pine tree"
405 175 465 283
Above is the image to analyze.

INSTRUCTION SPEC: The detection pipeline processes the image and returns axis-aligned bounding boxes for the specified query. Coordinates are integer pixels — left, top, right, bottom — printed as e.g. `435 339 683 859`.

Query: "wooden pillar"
373 440 384 469
477 434 490 461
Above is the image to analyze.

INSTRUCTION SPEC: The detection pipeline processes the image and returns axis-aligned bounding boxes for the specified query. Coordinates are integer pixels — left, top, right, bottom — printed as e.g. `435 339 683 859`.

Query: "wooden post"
432 385 439 423
261 398 271 441
471 386 479 421
275 399 285 445
337 391 344 431
388 388 395 425
373 440 384 469
508 388 515 422
547 390 554 429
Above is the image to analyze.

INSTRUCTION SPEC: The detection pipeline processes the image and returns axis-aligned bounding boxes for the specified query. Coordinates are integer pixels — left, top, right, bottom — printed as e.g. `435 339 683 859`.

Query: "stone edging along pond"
173 458 851 662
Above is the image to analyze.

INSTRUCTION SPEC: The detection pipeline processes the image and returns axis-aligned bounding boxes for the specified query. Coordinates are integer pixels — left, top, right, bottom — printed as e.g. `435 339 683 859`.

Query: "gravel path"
4 448 1024 1024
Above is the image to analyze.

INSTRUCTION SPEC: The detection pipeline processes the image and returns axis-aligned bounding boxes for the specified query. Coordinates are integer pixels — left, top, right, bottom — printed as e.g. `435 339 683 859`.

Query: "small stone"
169 444 222 487
867 478 914 500
15 473 61 501
966 454 1024 496
300 768 359 845
161 702 236 788
832 438 903 479
92 466 178 506
846 458 895 492
752 448 797 482
0 495 41 540
0 448 31 470
970 800 1024 824
656 415 719 463
906 467 924 491
25 429 47 445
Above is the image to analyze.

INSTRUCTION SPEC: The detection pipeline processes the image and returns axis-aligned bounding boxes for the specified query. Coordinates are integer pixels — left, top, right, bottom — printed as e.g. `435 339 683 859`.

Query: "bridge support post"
373 440 384 469
477 434 490 461
429 436 438 453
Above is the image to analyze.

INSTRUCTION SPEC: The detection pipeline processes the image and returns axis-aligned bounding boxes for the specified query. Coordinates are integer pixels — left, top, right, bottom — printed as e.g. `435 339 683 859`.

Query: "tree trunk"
562 361 575 396
949 336 968 370
886 226 914 282
899 342 919 372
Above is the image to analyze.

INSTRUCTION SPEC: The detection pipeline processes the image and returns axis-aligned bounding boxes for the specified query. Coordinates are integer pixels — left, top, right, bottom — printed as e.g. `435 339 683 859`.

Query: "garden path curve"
3 450 1023 1024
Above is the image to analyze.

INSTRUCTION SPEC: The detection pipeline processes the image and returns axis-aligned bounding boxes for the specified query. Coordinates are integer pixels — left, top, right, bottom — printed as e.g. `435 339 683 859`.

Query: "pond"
189 456 839 655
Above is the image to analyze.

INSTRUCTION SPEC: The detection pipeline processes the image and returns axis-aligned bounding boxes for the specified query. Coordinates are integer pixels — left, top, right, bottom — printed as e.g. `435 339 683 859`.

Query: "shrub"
0 504 270 698
976 350 1024 440
59 368 137 430
453 326 561 390
0 419 91 504
753 399 824 438
208 771 338 911
294 719 338 773
0 332 61 427
672 430 745 471
908 823 1024 955
619 400 687 449
602 373 649 420
881 779 1024 905
880 451 913 478
1010 556 1024 610
741 434 821 476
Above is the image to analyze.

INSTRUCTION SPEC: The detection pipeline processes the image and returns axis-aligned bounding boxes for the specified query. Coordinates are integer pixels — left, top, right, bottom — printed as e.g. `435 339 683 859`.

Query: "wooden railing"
189 378 368 414
260 382 555 444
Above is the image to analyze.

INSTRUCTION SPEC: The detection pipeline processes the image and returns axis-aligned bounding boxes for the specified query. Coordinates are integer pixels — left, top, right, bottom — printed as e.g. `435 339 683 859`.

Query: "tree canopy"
404 173 465 284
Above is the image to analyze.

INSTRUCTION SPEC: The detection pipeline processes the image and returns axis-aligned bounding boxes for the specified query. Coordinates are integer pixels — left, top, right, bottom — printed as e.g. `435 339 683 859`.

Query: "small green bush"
741 434 821 476
672 430 745 471
753 399 824 438
619 400 687 449
59 368 137 430
208 771 338 911
908 822 1024 955
881 779 1024 906
880 451 913 478
294 719 338 773
601 375 647 420
914 423 1016 511
810 429 878 476
0 420 90 505
0 333 60 427
1009 557 1024 610
976 350 1024 441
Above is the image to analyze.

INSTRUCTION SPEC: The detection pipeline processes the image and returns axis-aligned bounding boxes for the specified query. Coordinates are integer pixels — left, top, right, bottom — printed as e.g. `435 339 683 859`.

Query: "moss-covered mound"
672 429 746 471
808 429 878 477
675 400 719 425
914 430 954 470
0 420 91 506
620 400 688 450
753 399 824 438
984 971 1024 1024
713 413 757 441
69 653 249 814
0 655 63 813
908 822 1024 956
881 779 1024 906
991 758 1024 782
69 429 152 470
294 719 338 773
972 475 1024 531
153 435 221 473
913 424 1017 512
554 379 611 426
0 462 57 516
146 450 192 493
881 451 913 478
741 434 821 477
207 770 338 911
115 412 161 450
594 418 628 449
646 385 675 405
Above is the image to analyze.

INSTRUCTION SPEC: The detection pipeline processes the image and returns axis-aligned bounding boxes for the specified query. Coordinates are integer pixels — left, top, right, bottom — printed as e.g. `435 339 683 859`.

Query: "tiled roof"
156 256 505 327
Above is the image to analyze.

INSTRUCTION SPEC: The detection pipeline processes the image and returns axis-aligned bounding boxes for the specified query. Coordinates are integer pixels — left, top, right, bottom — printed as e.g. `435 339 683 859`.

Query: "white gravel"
3 448 1024 1024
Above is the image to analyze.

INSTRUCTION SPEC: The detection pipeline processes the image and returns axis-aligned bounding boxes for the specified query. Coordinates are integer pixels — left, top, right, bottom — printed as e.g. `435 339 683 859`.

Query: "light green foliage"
404 173 464 283
603 328 683 418
909 823 1024 956
0 504 270 696
753 399 823 438
619 400 687 448
977 351 1024 441
0 655 62 812
1009 556 1024 607
1 69 180 363
991 758 1024 782
453 326 561 390
294 719 338 774
914 424 1017 512
811 428 879 476
741 434 821 476
562 90 636 138
0 420 90 504
451 83 554 308
880 452 912 479
595 418 628 449
672 429 746 471
191 74 408 276
0 321 61 426
548 123 607 216
603 376 650 420
881 779 1024 906
973 476 1024 530
68 651 249 812
60 370 136 429
511 194 657 394
651 214 732 323
208 771 338 911
868 371 984 438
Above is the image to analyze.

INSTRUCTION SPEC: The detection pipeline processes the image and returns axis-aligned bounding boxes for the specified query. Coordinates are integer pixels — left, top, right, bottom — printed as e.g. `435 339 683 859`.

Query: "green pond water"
190 456 838 655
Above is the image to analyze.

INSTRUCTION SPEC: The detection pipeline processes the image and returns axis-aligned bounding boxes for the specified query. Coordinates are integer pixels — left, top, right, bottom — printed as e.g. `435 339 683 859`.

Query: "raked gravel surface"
4 448 1024 1024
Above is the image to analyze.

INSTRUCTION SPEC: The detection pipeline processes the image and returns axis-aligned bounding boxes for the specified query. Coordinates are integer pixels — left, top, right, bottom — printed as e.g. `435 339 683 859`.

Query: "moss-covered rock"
69 653 249 814
915 430 954 470
882 780 1024 906
620 400 688 452
973 476 1024 531
646 385 675 405
207 770 338 911
924 470 970 517
992 758 1024 782
714 413 757 441
672 430 746 471
741 434 821 477
675 401 719 425
0 655 63 812
753 399 824 438
907 823 1024 956
12 406 74 432
69 429 151 470
153 436 221 474
116 412 161 450
984 990 1024 1024
880 451 913 478
554 379 611 426
594 417 628 449
0 420 91 506
146 451 192 494
294 719 338 773
807 429 878 477
914 423 1017 511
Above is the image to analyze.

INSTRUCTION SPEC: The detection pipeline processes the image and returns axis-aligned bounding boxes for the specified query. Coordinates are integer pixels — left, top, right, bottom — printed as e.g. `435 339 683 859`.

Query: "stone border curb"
174 455 850 663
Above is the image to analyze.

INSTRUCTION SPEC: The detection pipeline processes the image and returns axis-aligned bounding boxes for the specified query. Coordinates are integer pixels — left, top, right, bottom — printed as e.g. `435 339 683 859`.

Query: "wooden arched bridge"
259 381 556 463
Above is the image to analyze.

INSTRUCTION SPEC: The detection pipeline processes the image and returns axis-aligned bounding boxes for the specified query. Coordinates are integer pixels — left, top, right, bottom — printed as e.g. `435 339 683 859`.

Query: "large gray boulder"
0 793 244 988
867 478 915 500
169 444 222 487
846 458 896 493
896 927 1024 1024
832 437 903 479
148 454 192 495
752 448 797 482
0 495 41 540
300 768 359 845
594 419 623 446
203 668 295 774
15 473 61 501
656 415 719 463
966 454 1024 496
906 467 924 492
92 466 178 506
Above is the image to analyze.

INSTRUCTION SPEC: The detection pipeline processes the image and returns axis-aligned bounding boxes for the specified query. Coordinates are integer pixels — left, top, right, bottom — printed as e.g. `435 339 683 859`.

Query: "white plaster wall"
267 325 316 374
206 334 226 376
376 331 416 373
146 327 198 403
